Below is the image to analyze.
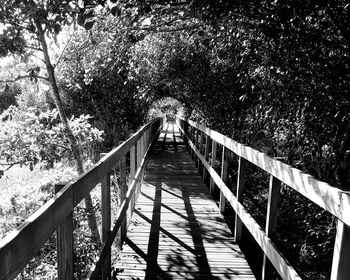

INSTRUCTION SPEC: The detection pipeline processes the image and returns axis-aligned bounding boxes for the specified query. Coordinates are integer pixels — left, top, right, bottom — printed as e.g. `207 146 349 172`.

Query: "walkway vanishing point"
115 123 255 279
1 116 350 280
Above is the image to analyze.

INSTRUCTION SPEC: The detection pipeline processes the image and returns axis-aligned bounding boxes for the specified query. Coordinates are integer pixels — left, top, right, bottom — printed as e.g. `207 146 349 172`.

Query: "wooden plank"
0 118 162 280
55 184 73 280
0 184 73 280
262 175 281 280
88 124 164 279
179 130 302 280
177 117 350 226
235 156 246 243
88 166 143 280
100 170 111 280
120 157 128 245
203 134 210 182
73 118 161 207
115 125 255 280
130 145 136 215
220 146 228 214
209 140 217 195
331 219 350 280
199 130 204 175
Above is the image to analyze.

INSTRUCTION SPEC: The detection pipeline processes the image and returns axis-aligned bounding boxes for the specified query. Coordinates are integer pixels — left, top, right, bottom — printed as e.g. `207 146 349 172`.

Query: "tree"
0 0 107 245
0 106 104 171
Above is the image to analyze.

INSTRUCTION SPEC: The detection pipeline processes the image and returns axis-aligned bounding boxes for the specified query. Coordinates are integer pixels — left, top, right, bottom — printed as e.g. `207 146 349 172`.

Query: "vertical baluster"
100 168 111 280
194 128 199 163
219 146 228 214
203 135 210 183
234 157 247 243
137 138 142 189
190 126 194 158
55 183 73 280
199 130 204 174
209 140 217 195
262 175 281 280
331 218 350 280
130 145 136 215
119 156 127 246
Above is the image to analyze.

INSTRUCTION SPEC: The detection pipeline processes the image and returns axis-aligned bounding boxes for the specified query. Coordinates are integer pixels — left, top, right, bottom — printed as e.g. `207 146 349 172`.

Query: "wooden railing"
0 117 163 280
176 116 350 280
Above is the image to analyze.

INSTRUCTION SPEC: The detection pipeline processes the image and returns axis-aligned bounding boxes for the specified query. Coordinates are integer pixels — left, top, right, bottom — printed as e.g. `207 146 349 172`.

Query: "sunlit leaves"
0 106 104 170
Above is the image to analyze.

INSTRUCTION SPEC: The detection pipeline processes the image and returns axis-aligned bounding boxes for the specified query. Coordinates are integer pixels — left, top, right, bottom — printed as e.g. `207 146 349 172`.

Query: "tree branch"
0 75 49 83
54 32 74 69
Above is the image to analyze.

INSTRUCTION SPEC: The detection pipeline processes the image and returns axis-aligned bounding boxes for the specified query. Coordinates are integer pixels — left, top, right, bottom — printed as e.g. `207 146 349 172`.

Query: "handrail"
0 117 163 280
176 116 350 280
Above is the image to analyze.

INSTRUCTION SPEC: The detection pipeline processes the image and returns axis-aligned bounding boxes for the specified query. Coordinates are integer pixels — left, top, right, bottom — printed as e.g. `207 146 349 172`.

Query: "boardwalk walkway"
115 122 255 280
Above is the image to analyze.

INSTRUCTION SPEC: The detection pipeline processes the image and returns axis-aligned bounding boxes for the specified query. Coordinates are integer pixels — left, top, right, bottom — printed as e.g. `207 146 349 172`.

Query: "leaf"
77 14 85 26
84 21 95 30
111 5 121 17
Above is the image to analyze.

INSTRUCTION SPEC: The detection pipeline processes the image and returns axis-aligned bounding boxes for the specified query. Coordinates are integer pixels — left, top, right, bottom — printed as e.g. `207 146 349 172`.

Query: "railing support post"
262 175 281 280
120 156 128 246
100 161 111 280
203 135 210 183
219 146 228 214
234 157 246 243
137 138 142 190
130 145 136 215
209 140 217 195
331 219 350 280
194 129 199 166
55 183 73 280
199 131 204 175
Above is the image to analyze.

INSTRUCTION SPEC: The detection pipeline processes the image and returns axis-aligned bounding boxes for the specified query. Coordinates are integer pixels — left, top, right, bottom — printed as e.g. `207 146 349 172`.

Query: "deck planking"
115 123 255 280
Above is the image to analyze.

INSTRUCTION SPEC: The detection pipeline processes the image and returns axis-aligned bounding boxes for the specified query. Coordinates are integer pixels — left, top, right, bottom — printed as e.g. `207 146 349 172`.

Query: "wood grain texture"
177 122 302 280
115 123 255 280
176 117 350 227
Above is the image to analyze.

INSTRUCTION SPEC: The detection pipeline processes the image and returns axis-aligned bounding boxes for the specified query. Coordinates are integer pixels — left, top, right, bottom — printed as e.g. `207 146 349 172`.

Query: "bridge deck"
115 123 255 280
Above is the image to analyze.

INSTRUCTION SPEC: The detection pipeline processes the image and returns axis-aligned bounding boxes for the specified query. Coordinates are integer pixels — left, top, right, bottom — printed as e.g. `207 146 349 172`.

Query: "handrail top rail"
0 116 162 247
177 116 350 227
0 117 162 280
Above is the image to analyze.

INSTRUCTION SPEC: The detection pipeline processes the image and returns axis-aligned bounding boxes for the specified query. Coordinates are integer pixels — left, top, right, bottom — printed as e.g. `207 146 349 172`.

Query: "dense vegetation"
1 0 349 279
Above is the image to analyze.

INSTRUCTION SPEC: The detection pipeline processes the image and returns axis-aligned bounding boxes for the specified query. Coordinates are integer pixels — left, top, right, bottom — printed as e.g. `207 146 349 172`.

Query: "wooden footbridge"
1 117 350 280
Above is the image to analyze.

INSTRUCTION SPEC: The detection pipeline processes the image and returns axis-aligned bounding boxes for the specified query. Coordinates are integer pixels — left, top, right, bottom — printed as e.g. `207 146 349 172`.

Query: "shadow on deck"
114 122 255 280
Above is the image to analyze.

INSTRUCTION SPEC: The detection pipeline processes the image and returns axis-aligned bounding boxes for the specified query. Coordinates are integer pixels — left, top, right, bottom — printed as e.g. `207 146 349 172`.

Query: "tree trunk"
35 20 101 246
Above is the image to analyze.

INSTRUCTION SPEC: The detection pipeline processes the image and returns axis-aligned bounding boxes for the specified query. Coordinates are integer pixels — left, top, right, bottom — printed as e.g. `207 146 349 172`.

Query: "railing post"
331 219 350 280
137 138 142 190
262 175 281 280
234 157 247 243
199 130 204 175
219 146 228 214
100 154 111 280
209 140 217 195
130 145 136 215
55 183 73 280
194 128 199 165
190 126 195 159
203 134 210 183
119 156 127 246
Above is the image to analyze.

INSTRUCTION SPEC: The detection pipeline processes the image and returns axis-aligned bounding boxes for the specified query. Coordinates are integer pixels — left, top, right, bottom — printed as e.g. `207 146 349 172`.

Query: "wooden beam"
203 135 210 183
219 146 228 214
130 145 136 215
0 184 73 280
100 168 111 280
262 175 281 280
119 157 128 246
179 134 302 280
235 157 246 243
209 140 217 195
331 219 350 280
177 116 350 227
55 183 73 280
